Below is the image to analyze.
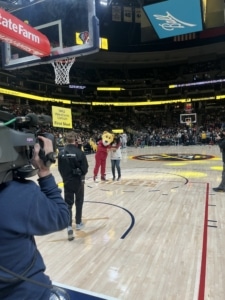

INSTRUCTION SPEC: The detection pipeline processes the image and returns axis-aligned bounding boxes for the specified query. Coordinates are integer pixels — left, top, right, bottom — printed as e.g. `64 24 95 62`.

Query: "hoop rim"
52 57 76 65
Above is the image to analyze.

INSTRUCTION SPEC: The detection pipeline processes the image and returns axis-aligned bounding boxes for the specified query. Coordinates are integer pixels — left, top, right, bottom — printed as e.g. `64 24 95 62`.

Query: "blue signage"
143 0 203 39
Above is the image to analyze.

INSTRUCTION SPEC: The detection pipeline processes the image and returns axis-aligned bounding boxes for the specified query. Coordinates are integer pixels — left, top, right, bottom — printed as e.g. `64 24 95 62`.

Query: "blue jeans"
111 160 121 178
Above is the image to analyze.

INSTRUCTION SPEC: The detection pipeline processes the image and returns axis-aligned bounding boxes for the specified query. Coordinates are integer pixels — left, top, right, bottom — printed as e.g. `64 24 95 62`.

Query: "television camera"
0 110 56 184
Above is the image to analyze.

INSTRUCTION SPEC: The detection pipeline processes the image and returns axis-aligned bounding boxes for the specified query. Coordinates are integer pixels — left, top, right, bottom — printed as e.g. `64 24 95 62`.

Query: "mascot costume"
90 131 114 181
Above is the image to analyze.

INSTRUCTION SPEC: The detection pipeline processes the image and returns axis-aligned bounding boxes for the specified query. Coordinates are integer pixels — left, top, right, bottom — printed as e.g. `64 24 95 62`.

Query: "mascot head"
102 131 114 146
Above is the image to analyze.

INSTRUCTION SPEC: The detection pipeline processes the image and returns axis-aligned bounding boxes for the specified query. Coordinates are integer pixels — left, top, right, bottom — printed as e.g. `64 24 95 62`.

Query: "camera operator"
213 127 225 192
0 136 70 299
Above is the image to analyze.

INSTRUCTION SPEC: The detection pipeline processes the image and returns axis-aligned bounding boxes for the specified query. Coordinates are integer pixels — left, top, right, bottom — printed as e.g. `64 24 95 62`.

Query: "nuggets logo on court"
132 153 214 161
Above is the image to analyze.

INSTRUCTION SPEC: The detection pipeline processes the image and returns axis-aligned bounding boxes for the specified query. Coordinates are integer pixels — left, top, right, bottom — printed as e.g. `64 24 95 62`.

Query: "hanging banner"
143 0 203 39
135 8 142 23
0 8 50 56
112 5 122 22
123 6 132 23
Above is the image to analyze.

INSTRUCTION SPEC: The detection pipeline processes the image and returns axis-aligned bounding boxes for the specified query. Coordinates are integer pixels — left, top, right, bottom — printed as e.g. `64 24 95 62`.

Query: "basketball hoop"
51 57 76 85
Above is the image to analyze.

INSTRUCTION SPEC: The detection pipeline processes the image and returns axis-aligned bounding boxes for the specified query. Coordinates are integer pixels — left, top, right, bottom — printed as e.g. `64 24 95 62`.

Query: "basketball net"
51 31 89 85
51 57 76 85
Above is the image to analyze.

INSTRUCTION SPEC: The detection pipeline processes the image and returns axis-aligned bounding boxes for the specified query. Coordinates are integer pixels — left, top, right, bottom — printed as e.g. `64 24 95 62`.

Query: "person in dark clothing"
0 136 70 300
213 127 225 192
58 131 89 241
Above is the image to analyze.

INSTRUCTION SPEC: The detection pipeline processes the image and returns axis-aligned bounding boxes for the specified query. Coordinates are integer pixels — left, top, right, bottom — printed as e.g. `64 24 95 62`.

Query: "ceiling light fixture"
100 0 108 6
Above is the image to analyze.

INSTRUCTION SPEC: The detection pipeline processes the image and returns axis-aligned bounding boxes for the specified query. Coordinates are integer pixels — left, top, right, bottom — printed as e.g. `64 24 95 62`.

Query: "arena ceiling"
75 40 225 67
0 0 224 67
0 0 225 103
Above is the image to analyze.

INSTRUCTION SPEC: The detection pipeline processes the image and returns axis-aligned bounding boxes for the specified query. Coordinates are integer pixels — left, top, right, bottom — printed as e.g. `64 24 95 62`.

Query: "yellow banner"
52 106 72 128
112 129 124 133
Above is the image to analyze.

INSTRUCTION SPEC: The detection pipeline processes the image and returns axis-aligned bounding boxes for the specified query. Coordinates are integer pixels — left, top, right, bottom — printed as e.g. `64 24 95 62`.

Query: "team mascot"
91 131 114 181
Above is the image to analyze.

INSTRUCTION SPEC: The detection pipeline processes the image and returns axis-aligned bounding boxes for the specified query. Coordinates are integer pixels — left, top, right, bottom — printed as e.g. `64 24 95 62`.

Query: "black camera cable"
0 264 70 300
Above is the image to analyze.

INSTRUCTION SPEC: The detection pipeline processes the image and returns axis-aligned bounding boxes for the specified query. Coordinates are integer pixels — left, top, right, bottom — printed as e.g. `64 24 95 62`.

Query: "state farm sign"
0 8 50 57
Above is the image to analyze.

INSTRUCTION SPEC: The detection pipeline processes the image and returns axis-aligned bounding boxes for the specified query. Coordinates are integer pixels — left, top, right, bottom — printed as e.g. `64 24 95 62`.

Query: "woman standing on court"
110 134 122 181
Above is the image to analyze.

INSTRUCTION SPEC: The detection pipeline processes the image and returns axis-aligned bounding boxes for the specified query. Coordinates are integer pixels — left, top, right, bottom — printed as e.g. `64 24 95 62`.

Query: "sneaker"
101 176 108 181
93 176 99 182
76 222 84 230
213 187 225 192
117 176 121 181
67 227 74 241
112 177 115 181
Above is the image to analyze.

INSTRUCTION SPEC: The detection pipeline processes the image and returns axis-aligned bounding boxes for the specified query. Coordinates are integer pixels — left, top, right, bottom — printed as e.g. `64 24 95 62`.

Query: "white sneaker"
93 176 99 182
76 222 84 230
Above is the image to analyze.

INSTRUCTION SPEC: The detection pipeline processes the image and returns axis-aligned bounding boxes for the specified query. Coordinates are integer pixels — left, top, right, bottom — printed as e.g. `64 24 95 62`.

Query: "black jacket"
58 144 89 182
218 137 225 162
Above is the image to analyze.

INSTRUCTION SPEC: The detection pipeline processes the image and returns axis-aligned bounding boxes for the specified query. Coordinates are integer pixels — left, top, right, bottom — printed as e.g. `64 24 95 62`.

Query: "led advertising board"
143 0 203 39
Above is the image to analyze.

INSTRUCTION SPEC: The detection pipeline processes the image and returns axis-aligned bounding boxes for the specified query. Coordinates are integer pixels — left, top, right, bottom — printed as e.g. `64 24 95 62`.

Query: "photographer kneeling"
0 136 70 299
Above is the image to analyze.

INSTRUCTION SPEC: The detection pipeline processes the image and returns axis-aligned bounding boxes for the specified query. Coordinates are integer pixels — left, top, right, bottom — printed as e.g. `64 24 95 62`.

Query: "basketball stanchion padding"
51 57 76 85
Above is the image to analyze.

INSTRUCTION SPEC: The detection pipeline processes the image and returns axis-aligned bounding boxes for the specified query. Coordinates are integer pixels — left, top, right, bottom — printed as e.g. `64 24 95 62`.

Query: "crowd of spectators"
0 102 224 153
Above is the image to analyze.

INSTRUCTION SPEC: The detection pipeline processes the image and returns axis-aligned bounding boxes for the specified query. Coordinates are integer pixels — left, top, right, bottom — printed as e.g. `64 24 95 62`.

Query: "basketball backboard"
180 113 197 124
1 0 99 70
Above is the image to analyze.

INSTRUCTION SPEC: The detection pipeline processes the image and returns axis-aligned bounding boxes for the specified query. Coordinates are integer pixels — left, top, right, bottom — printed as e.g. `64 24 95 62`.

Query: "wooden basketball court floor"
34 144 225 300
